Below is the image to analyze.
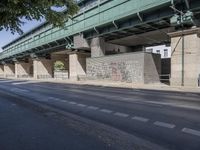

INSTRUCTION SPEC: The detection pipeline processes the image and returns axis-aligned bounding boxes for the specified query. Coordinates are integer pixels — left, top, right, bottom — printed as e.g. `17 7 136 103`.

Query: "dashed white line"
100 109 113 114
77 103 87 107
69 101 77 105
48 97 56 100
182 128 200 137
87 106 99 110
154 121 175 129
132 116 149 122
114 112 129 118
60 99 67 102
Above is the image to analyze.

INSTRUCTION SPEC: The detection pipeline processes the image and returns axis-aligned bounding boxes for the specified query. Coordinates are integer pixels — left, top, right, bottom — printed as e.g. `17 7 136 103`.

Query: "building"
146 45 171 59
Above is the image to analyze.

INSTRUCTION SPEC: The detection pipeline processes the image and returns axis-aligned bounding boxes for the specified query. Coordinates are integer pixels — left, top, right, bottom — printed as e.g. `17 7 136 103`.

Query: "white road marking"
182 128 200 137
48 97 54 99
87 106 99 110
77 103 87 107
132 116 149 122
12 81 39 85
114 112 129 118
60 100 67 102
154 121 175 129
69 101 77 105
11 88 29 93
100 109 113 113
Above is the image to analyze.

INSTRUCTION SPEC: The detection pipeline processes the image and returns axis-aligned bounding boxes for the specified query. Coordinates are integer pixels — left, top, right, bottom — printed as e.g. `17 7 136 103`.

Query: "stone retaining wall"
86 52 160 84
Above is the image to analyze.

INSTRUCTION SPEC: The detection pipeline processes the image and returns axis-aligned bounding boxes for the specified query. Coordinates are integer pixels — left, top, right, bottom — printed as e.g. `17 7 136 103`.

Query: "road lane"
0 91 111 150
0 78 200 150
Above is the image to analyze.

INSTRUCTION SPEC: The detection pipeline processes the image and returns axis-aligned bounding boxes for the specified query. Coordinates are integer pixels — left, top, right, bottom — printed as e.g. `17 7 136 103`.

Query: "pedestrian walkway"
1 77 200 94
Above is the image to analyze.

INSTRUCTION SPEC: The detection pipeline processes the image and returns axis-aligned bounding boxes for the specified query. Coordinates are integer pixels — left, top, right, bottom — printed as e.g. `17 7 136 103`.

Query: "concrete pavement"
0 78 200 150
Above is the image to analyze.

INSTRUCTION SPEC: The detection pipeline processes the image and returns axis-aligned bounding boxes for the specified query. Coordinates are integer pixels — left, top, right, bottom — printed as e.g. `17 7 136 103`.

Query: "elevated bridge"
1 0 200 87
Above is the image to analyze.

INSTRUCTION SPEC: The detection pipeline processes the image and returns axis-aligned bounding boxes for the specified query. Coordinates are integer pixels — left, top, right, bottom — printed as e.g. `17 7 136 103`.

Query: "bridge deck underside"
1 0 200 62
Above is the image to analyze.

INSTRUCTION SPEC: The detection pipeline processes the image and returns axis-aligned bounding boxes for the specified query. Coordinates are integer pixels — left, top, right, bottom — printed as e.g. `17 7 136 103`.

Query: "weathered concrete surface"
91 37 132 58
33 59 53 79
15 60 33 78
0 65 4 77
4 64 15 78
169 28 200 87
73 34 90 50
144 54 161 84
87 52 160 84
69 53 87 80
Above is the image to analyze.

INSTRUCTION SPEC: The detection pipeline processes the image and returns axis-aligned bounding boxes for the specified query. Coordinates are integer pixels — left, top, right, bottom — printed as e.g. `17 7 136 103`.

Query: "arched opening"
53 61 68 79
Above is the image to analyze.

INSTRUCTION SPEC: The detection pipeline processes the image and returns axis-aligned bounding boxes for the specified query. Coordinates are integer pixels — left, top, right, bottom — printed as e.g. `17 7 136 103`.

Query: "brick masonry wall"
86 52 144 83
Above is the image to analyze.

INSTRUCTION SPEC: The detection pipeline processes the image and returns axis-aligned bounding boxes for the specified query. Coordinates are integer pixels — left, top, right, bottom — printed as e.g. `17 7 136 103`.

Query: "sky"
0 19 43 52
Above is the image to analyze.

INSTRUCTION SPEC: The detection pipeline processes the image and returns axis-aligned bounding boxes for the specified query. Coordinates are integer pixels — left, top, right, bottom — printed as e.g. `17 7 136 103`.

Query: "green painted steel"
0 0 174 60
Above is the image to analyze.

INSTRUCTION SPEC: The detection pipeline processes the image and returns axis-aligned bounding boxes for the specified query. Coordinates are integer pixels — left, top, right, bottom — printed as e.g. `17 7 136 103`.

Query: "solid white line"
182 128 200 137
132 116 149 122
11 88 29 92
154 121 175 129
12 81 39 85
87 106 99 110
69 101 77 105
77 103 87 107
114 112 129 117
100 109 113 113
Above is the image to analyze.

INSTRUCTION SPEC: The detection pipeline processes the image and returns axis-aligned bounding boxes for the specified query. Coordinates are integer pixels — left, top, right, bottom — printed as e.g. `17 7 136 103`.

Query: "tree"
0 0 79 34
54 61 65 70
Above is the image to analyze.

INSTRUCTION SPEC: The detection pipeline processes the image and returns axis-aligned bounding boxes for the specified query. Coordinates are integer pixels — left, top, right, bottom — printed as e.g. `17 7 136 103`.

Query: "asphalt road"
0 78 200 150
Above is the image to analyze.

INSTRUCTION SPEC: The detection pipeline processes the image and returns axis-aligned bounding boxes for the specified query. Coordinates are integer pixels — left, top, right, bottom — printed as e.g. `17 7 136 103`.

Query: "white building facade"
146 45 171 59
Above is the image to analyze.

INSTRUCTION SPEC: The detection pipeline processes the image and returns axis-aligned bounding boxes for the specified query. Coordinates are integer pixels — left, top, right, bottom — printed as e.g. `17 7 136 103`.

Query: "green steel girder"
1 0 200 61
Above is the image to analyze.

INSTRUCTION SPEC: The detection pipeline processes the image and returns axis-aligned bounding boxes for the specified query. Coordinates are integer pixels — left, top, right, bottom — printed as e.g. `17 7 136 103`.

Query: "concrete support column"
91 37 105 58
33 58 53 79
169 27 200 87
90 37 133 58
69 52 87 80
0 65 4 77
4 64 15 78
15 60 33 78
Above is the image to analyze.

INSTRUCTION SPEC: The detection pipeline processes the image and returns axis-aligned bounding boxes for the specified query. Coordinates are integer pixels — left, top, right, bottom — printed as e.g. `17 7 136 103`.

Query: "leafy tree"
54 61 65 70
0 0 79 34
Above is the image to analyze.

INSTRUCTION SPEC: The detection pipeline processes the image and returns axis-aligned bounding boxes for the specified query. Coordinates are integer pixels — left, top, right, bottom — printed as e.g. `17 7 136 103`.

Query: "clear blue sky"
0 19 43 52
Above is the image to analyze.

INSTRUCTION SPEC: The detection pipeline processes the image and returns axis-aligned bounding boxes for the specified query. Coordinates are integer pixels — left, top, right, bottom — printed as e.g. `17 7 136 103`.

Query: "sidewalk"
4 77 200 94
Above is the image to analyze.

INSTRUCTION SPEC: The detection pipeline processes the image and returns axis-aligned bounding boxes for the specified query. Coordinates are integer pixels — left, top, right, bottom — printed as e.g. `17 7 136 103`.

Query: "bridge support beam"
15 60 33 78
4 64 15 78
33 58 53 79
169 27 200 87
69 52 87 81
0 65 4 77
91 37 132 58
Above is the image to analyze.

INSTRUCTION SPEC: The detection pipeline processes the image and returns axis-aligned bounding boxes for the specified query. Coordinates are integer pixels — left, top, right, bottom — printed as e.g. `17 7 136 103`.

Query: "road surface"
0 78 200 150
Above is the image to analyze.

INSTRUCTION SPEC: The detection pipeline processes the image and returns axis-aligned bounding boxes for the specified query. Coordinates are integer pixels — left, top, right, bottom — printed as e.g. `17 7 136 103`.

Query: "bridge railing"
0 0 172 60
